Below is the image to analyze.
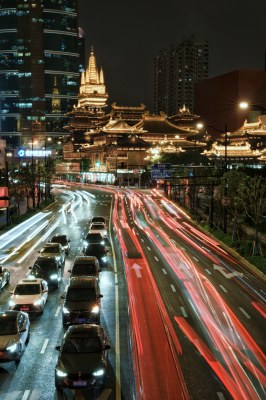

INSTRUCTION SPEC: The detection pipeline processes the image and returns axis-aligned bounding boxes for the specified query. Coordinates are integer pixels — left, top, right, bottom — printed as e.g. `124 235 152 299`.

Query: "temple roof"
134 114 198 136
203 142 262 159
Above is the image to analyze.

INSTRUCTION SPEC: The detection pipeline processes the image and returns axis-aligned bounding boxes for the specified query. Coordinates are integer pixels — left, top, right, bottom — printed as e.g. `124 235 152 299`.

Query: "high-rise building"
154 36 209 116
0 0 81 148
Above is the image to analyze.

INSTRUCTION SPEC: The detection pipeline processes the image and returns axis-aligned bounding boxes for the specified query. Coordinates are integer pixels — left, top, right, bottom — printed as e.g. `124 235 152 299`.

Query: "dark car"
62 277 102 326
29 257 62 288
82 233 104 252
68 256 100 280
38 242 65 266
50 235 71 255
0 265 10 292
83 243 108 266
55 324 110 391
0 310 30 364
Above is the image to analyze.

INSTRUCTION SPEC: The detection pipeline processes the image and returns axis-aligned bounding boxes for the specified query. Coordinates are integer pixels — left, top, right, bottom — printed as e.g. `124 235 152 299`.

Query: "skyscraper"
154 36 209 116
0 0 81 148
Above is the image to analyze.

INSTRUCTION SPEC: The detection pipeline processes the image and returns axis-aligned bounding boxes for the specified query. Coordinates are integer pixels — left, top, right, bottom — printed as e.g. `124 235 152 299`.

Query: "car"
83 243 108 266
0 265 10 292
83 233 104 252
88 222 107 239
62 277 103 326
50 235 71 255
55 324 110 391
38 242 65 266
29 256 62 288
68 256 101 280
9 278 48 314
0 310 30 364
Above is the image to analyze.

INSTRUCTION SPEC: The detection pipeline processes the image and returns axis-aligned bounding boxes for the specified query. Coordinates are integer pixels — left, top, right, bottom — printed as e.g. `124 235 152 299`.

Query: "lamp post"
202 124 229 234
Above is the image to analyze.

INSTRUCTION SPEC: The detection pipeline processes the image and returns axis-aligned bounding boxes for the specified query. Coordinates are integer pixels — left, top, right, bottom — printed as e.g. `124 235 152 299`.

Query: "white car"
38 243 65 266
9 278 48 314
88 222 107 238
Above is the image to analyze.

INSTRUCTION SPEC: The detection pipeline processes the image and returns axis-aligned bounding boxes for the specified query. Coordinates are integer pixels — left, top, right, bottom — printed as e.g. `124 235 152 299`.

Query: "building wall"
154 36 209 116
194 70 266 134
0 0 80 147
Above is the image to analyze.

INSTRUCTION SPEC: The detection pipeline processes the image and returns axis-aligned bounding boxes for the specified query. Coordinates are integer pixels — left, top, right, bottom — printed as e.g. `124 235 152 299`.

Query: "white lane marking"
40 339 49 354
22 390 31 400
170 285 176 292
193 256 199 262
180 247 186 251
217 392 226 400
55 306 61 317
239 307 251 319
147 247 151 251
180 307 188 317
162 269 167 275
154 256 159 261
219 285 228 293
205 269 212 275
141 238 145 242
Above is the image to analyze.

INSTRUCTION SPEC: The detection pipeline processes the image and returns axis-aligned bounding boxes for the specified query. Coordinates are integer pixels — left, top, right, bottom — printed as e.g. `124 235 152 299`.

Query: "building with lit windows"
0 0 81 148
153 36 209 116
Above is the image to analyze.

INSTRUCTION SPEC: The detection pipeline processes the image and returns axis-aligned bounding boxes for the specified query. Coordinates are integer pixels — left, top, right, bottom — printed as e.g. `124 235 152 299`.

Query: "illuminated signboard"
17 149 52 158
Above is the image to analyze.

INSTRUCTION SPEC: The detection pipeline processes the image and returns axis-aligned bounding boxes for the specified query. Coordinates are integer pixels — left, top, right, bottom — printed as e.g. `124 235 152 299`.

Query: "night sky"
78 0 266 112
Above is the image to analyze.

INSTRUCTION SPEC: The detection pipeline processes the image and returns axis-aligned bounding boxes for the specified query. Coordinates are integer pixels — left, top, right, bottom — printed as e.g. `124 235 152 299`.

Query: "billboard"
151 163 172 179
0 186 9 208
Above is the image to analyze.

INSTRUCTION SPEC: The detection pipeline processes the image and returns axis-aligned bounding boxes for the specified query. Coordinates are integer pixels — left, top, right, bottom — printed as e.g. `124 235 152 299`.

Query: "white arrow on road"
213 264 243 279
132 263 142 278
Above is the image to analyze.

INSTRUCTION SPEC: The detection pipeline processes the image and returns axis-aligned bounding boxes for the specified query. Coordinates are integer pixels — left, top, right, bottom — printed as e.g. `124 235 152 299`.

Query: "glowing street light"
239 101 266 113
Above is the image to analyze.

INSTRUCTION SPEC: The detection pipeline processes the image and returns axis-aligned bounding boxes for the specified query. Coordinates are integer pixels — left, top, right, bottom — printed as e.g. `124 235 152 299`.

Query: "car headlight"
93 369 105 377
56 369 68 377
63 306 70 314
7 343 17 352
55 256 60 261
50 274 58 280
101 256 107 263
34 299 43 306
101 240 105 245
83 241 88 246
9 300 16 306
91 305 100 314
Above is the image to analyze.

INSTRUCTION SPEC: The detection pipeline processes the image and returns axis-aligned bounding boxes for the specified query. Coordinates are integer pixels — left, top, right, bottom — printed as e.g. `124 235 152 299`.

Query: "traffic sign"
151 163 172 179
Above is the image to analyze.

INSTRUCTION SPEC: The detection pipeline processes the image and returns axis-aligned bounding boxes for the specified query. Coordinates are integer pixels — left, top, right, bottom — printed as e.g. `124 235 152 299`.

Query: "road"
0 183 265 400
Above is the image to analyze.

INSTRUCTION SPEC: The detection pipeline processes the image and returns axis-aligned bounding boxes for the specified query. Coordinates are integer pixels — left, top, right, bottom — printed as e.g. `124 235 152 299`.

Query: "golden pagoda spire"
81 70 85 85
99 67 104 84
86 45 98 84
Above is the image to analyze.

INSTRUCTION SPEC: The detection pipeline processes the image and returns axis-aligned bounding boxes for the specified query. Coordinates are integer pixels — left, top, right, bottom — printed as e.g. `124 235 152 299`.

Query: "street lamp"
200 123 229 234
239 101 266 113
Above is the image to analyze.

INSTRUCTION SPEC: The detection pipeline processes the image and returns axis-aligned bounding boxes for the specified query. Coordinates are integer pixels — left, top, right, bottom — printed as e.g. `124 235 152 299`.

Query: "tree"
237 175 266 255
220 170 246 241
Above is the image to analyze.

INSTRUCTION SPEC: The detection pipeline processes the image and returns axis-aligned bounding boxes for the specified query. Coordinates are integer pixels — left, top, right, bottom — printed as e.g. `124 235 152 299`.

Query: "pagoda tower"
64 47 109 141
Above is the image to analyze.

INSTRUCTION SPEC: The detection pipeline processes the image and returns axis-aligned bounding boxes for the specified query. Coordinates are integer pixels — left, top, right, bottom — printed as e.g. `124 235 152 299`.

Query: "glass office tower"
0 0 81 147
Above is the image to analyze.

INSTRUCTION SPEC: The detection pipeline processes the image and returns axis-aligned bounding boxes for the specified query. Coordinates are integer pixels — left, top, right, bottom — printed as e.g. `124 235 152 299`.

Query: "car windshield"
34 261 57 270
14 284 41 295
63 337 102 353
85 234 102 241
0 318 17 335
90 224 104 230
42 247 59 254
72 265 97 275
52 237 67 245
92 217 105 223
66 288 97 302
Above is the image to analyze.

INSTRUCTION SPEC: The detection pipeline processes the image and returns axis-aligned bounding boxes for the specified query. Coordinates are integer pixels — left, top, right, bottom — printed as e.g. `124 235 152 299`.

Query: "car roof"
69 276 98 288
